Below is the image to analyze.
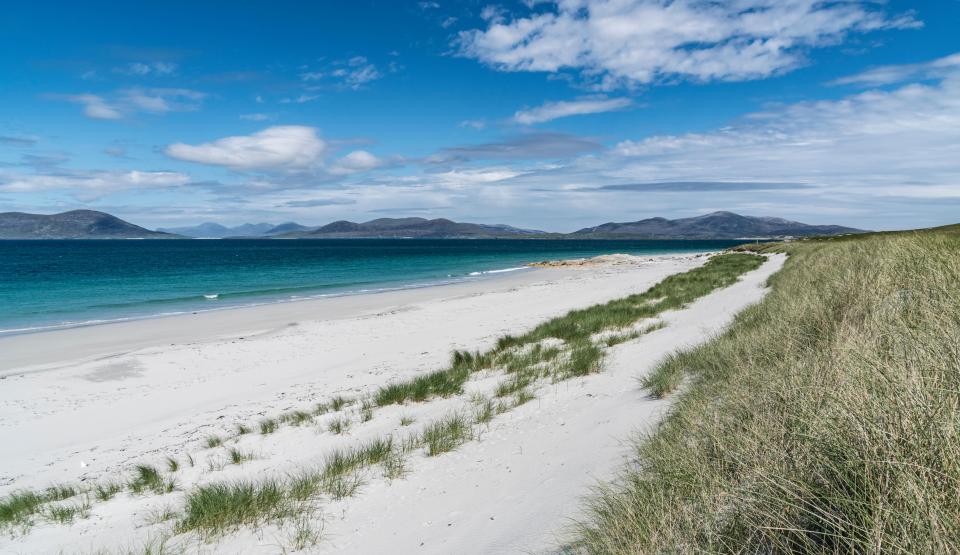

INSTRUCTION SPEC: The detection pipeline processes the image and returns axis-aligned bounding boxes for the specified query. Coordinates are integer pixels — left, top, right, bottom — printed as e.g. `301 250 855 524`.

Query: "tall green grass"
574 230 960 553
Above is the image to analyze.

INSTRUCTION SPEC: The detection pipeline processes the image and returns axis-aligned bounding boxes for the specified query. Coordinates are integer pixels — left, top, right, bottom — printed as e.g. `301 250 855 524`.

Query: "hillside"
575 211 863 238
0 210 180 240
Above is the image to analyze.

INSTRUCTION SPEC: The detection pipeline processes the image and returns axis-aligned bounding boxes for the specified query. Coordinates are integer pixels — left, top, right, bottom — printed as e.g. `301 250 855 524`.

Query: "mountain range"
274 218 544 239
0 210 863 240
573 211 862 239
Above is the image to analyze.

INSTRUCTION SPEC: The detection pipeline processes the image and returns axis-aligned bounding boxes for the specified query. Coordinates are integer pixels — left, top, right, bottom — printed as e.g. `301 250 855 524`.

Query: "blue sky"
1 0 958 231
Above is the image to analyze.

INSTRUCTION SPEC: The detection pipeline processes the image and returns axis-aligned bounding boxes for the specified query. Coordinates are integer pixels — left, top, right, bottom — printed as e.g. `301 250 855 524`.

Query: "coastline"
0 250 783 554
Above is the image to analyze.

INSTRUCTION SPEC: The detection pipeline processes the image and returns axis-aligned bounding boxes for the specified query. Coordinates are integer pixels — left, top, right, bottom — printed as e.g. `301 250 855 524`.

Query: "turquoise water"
0 239 742 335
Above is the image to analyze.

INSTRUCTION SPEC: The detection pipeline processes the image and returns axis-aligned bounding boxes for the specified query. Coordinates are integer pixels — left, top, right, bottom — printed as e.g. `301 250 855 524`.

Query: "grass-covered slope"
574 228 960 553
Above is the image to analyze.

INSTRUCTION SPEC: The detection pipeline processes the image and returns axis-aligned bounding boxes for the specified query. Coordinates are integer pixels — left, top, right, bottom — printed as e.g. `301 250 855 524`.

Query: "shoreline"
0 250 782 554
0 264 536 339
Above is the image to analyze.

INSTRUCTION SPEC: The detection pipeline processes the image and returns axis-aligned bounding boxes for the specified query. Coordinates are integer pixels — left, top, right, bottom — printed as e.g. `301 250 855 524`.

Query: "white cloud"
299 56 382 91
51 88 205 119
459 0 920 88
60 94 123 120
329 150 384 175
595 69 960 195
830 52 960 87
165 126 327 170
0 170 189 193
122 88 205 113
513 96 632 124
117 62 178 76
240 113 271 121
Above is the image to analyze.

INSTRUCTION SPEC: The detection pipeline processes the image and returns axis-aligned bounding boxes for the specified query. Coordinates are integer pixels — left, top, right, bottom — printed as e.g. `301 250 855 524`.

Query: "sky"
1 0 958 232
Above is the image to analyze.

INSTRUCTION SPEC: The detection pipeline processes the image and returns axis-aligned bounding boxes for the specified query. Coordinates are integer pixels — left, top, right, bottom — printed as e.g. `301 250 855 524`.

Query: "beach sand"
0 252 784 554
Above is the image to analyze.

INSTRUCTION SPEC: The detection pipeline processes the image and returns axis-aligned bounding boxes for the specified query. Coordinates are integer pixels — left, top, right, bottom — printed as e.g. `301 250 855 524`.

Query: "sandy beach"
0 252 784 554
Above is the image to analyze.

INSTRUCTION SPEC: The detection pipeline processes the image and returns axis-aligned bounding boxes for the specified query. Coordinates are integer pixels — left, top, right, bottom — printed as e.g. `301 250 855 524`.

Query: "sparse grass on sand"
129 465 175 496
573 228 960 553
374 253 764 408
422 413 473 456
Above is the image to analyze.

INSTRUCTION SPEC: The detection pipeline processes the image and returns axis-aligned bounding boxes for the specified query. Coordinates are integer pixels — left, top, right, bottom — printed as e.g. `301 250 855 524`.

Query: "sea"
0 239 743 335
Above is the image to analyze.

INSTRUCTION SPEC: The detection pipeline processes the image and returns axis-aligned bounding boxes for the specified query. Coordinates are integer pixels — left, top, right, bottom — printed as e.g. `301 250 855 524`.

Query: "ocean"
0 239 743 335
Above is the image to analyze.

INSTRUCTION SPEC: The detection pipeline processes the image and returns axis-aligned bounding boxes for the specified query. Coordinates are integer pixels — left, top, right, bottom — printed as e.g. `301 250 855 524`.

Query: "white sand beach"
0 252 784 554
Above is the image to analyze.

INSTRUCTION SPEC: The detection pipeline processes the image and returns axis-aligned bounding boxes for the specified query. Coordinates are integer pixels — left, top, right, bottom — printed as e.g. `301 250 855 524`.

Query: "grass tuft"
176 479 285 536
327 417 351 435
422 413 473 456
259 418 278 435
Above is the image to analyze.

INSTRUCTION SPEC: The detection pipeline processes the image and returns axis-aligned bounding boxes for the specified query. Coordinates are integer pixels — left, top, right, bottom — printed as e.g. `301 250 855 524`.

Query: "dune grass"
327 416 351 435
573 229 960 553
176 479 286 537
374 253 763 409
278 410 313 427
128 465 175 496
0 485 79 529
259 418 278 435
422 413 473 456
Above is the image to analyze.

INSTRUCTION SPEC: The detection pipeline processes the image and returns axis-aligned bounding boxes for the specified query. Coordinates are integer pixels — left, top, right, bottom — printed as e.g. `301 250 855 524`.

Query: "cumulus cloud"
513 96 632 124
830 52 960 87
329 150 384 175
165 126 327 170
458 0 920 88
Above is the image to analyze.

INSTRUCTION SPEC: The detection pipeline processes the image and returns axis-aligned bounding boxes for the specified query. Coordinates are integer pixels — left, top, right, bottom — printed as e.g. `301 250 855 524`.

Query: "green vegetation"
204 436 222 449
129 465 174 495
375 253 763 408
327 417 350 435
422 413 473 456
330 396 352 411
165 457 179 473
177 479 286 537
259 418 278 435
0 485 78 529
227 448 253 465
94 482 124 502
278 410 313 426
575 229 960 553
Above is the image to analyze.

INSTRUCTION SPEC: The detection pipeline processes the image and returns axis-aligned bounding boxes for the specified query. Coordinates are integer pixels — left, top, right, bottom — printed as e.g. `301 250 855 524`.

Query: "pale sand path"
0 252 784 554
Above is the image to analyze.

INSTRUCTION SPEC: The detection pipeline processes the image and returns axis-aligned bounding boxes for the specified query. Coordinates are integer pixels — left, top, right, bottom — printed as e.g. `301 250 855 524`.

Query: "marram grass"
573 229 960 554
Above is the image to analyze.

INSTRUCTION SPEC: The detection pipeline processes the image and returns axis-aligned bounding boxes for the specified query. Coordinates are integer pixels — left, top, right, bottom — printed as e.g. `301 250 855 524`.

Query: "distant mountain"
158 221 314 238
574 211 863 239
0 210 180 240
275 217 544 238
263 222 312 235
159 222 277 238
